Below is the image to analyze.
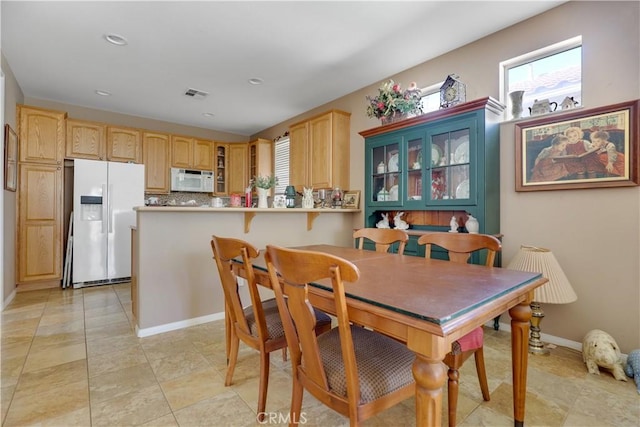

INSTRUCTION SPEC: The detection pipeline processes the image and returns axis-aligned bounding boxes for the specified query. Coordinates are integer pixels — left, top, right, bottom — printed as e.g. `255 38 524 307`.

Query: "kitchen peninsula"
132 206 360 337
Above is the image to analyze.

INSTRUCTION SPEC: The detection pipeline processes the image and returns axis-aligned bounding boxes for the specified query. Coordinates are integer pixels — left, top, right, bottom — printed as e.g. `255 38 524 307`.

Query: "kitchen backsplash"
144 192 224 206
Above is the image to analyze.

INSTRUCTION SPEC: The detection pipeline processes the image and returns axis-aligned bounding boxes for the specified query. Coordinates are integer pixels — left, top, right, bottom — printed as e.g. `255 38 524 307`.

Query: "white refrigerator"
73 159 144 288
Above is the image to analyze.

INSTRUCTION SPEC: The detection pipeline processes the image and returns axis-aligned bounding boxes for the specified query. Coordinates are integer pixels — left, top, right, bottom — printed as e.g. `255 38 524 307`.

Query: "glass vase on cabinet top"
428 127 473 203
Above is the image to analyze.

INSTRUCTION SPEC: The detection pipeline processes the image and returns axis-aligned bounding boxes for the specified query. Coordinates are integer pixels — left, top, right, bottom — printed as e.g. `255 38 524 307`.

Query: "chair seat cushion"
318 325 415 404
451 326 484 355
245 299 331 340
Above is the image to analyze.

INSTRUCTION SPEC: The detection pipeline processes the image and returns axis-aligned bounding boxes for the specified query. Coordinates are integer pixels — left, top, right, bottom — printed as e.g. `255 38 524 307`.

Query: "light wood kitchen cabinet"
65 119 106 160
214 143 228 194
193 139 214 170
248 138 273 181
171 136 213 170
17 105 66 287
17 163 64 284
18 105 66 164
107 126 141 163
289 109 350 191
143 132 170 193
228 143 248 194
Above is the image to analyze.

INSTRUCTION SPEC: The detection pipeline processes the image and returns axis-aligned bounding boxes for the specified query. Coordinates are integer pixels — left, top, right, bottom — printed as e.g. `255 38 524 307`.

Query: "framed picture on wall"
343 190 360 209
515 100 639 191
4 124 18 192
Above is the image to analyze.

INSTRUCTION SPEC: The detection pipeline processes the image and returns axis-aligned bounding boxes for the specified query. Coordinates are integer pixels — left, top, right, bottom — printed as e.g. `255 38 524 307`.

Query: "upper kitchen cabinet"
171 136 214 170
289 110 350 191
107 126 141 163
193 139 214 170
214 143 228 194
18 105 66 164
228 143 248 195
143 132 170 193
248 138 273 181
66 119 106 160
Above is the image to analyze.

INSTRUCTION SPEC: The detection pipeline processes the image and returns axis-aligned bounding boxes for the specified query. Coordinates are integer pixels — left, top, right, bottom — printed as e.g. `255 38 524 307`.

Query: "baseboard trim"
135 312 225 338
486 320 582 352
2 289 16 311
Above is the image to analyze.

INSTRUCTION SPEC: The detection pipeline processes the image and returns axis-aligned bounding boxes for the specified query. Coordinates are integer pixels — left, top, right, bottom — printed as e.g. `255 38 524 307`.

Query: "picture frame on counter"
515 100 639 192
4 124 18 192
343 190 360 209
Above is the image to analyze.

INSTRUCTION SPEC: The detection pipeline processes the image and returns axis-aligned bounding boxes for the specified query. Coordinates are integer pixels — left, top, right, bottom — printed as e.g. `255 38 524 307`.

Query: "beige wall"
3 2 639 351
2 54 24 305
253 1 640 352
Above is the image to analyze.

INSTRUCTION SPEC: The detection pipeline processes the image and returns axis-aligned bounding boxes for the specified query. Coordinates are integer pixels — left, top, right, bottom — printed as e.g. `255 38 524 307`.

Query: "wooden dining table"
232 244 547 427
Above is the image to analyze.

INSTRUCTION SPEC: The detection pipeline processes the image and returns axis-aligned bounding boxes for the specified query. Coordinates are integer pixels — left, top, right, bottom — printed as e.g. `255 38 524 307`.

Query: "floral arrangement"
366 79 423 120
252 174 279 189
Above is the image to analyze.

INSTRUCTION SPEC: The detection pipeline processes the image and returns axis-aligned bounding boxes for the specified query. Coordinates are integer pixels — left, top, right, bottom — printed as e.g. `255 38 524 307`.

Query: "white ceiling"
2 1 564 136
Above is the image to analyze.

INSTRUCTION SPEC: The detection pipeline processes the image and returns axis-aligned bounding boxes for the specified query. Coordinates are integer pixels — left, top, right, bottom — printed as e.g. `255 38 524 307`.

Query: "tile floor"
1 283 638 427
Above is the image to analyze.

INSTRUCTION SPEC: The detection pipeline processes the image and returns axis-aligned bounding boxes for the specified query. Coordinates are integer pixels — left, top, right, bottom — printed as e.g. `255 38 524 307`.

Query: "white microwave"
170 168 214 193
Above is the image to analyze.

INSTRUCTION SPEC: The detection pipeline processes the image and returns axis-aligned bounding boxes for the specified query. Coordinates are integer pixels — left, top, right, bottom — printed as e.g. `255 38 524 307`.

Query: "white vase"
257 187 269 208
466 214 480 234
509 90 525 119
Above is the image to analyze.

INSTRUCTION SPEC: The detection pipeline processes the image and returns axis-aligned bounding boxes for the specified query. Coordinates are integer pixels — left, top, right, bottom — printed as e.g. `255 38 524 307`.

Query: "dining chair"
264 244 415 427
417 232 501 427
353 227 409 254
210 236 332 421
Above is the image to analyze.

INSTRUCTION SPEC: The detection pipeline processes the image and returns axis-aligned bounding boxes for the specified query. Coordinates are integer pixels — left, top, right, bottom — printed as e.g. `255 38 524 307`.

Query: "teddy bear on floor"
582 329 627 381
624 349 640 394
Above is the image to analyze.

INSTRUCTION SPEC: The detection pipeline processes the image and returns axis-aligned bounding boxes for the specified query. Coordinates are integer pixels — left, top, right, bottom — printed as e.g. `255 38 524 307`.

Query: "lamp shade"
507 245 577 304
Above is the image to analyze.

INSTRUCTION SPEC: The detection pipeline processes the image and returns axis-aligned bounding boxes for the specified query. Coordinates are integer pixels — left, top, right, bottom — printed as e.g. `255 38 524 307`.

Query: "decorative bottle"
331 187 342 208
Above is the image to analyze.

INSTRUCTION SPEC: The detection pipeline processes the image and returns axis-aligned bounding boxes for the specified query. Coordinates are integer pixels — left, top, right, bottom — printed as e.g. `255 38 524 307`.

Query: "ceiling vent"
184 88 208 99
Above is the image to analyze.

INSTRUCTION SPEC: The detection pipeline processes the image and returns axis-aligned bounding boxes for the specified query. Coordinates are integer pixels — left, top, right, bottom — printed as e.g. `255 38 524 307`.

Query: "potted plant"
366 79 423 124
252 174 278 208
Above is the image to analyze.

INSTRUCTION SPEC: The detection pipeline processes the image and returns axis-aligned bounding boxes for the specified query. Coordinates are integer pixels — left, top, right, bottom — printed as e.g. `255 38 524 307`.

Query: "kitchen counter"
132 206 360 337
135 206 360 232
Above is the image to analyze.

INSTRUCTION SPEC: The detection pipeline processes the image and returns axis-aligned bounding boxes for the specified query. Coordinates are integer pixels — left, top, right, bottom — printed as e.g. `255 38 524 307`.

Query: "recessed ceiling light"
95 90 111 96
248 78 264 85
104 34 128 46
202 112 215 118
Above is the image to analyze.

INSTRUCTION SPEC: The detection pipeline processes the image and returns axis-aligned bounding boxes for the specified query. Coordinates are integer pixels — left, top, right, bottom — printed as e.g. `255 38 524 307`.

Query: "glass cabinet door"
371 141 401 204
427 125 475 204
215 144 227 194
406 134 423 203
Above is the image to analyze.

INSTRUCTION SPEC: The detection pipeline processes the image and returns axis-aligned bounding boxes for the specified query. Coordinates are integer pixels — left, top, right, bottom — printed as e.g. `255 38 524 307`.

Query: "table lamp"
507 245 577 355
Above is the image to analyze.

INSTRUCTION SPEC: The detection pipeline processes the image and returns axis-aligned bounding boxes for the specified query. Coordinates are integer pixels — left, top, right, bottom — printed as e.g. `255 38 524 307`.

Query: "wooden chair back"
417 232 501 266
265 245 364 416
210 236 267 341
353 228 408 254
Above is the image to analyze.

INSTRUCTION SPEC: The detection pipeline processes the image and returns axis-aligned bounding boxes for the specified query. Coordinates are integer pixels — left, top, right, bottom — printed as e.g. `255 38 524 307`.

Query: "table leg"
412 354 447 427
509 301 532 427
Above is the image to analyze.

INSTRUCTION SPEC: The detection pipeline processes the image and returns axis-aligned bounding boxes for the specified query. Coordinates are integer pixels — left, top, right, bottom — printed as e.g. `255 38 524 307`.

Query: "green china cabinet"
359 97 505 259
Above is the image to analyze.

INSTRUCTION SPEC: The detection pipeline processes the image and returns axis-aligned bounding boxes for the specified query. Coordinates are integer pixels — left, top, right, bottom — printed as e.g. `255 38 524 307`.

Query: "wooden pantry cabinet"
16 105 66 285
289 110 350 191
170 136 214 170
143 132 170 193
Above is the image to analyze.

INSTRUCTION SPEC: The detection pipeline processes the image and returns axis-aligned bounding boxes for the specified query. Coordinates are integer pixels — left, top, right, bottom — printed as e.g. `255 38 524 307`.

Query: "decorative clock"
439 74 466 109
